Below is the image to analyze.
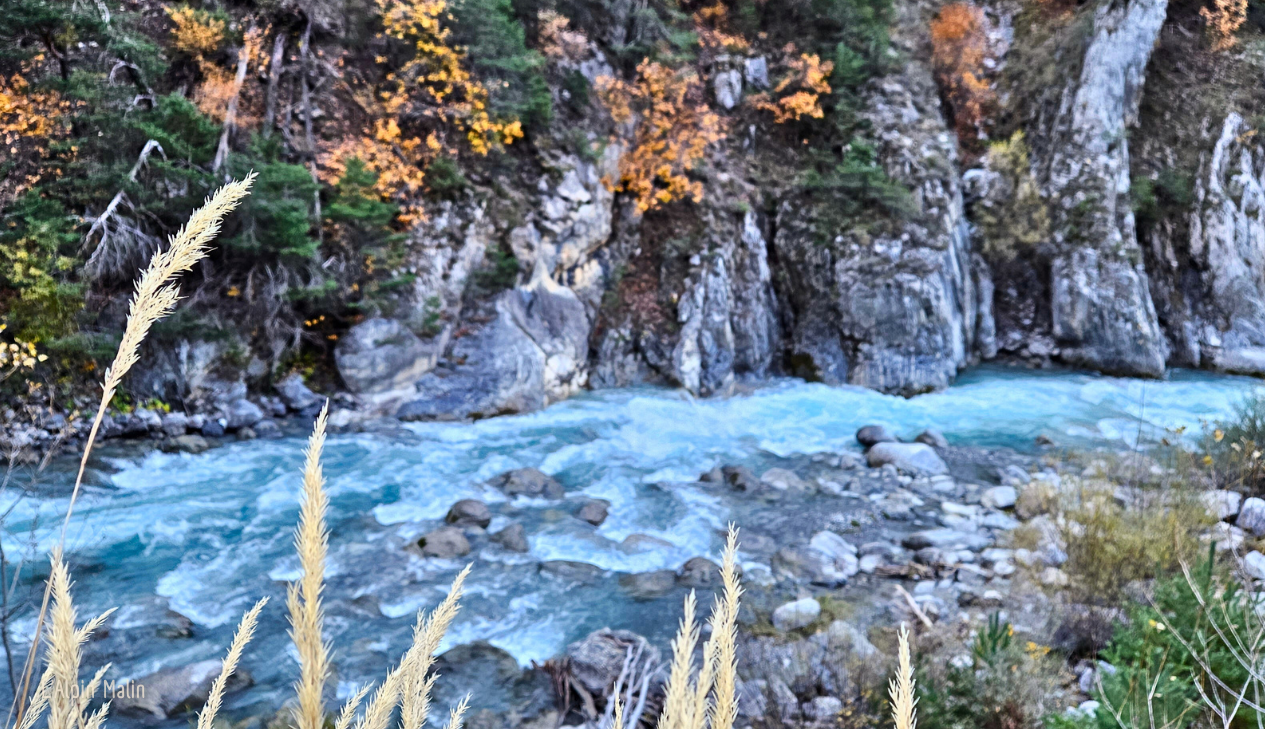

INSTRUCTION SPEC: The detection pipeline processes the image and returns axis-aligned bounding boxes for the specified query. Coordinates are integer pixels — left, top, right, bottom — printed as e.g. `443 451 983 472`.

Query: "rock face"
770 32 992 394
335 318 436 395
1031 0 1169 376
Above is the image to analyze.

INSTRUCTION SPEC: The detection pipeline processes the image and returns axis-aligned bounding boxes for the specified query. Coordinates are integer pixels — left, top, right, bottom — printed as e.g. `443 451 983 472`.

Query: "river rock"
760 467 809 492
491 468 565 499
856 425 897 447
981 485 1018 510
114 659 251 719
1204 490 1243 521
677 556 722 587
722 465 762 492
335 318 435 394
275 372 321 411
772 597 820 631
161 434 211 454
161 412 189 437
1244 551 1265 580
576 499 610 525
419 527 471 558
772 541 857 587
223 399 264 430
903 528 990 551
866 442 948 476
566 629 659 696
618 570 676 600
1238 497 1265 536
915 429 949 448
491 523 529 552
540 561 604 583
446 499 492 528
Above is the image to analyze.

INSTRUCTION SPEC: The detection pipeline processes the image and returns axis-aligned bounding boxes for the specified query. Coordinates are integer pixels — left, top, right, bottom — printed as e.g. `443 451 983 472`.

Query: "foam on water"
7 366 1264 696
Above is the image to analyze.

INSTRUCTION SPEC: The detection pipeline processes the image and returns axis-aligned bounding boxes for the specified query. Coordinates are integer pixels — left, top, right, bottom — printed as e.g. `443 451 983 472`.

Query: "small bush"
930 3 995 144
976 131 1050 261
1199 393 1265 493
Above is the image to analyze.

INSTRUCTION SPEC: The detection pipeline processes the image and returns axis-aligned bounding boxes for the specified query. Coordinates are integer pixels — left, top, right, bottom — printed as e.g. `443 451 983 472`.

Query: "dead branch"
262 33 287 139
212 31 254 174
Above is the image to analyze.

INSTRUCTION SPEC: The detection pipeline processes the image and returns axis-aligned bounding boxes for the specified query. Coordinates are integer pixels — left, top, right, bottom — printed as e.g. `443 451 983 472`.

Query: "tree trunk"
212 34 253 174
299 17 322 238
262 33 286 139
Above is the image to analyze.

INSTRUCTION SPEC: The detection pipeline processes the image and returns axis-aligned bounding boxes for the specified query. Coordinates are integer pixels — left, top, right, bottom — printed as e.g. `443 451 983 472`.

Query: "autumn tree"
929 2 995 143
596 61 726 213
750 45 835 124
1201 0 1247 51
322 0 523 223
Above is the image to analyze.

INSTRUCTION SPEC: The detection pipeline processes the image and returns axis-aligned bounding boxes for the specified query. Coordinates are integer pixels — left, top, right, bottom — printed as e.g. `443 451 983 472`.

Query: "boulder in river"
419 527 471 558
446 499 492 528
618 570 676 600
866 442 948 475
914 429 949 448
760 468 810 492
721 465 762 492
492 468 565 499
540 560 604 583
677 556 722 587
161 434 211 454
491 523 529 552
114 659 251 719
856 425 897 447
576 499 610 526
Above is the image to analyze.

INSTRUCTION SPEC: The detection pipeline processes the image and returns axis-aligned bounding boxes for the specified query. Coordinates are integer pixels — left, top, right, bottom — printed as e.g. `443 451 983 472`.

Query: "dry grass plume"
289 402 332 729
889 625 917 729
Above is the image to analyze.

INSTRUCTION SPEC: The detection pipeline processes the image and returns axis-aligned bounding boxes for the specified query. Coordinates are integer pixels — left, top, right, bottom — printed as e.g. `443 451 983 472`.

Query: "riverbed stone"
1204 490 1244 521
722 465 762 492
161 412 189 437
677 556 722 587
903 528 990 551
1238 497 1265 535
856 425 897 447
761 467 810 491
915 429 949 448
540 561 604 583
619 570 676 599
114 659 251 719
772 597 821 631
161 434 211 454
866 442 948 475
806 696 844 721
981 485 1018 509
491 523 529 552
446 499 492 528
576 499 610 525
419 527 471 558
492 468 565 499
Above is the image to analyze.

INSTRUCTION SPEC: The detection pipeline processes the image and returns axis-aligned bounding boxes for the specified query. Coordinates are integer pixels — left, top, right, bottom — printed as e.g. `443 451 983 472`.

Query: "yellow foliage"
694 4 750 54
595 60 726 212
1 74 75 200
164 5 226 57
1201 0 1247 51
750 47 833 123
930 2 995 141
538 10 589 62
375 0 521 154
0 325 48 376
322 0 522 222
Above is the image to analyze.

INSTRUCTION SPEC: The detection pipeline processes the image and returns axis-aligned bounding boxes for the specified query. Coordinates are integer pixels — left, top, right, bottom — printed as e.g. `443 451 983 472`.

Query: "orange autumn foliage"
1 73 75 200
929 2 995 141
751 47 834 123
1201 0 1247 51
164 6 263 123
694 4 750 54
322 0 522 223
538 10 589 62
595 60 726 212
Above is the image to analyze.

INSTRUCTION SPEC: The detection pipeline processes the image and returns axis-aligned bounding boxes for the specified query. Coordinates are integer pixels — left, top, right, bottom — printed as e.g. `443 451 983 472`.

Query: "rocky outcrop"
1149 113 1265 373
335 318 437 397
1032 0 1169 376
771 21 991 395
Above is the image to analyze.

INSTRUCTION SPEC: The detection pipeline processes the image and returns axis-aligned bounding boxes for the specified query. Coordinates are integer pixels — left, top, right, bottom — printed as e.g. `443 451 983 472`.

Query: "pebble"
980 485 1018 510
1039 567 1069 587
772 597 821 631
1243 551 1265 580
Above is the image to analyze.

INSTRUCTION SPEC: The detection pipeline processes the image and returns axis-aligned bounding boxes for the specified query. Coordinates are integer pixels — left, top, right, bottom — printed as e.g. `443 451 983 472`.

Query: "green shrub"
0 193 84 342
449 0 552 129
977 131 1050 261
426 157 469 199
